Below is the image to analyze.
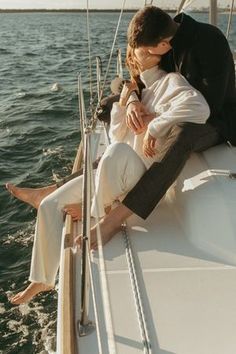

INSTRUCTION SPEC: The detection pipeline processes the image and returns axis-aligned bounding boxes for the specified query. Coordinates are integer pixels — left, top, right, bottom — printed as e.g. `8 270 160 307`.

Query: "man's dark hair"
128 6 176 48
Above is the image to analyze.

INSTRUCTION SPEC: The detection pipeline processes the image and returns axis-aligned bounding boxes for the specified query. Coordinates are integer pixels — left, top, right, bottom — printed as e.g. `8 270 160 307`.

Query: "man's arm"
147 74 209 139
121 73 211 220
195 28 235 118
195 27 236 144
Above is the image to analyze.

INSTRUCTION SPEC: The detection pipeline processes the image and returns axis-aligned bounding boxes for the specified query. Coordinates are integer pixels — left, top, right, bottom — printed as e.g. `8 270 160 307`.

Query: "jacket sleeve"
195 27 235 118
109 102 128 142
147 74 210 139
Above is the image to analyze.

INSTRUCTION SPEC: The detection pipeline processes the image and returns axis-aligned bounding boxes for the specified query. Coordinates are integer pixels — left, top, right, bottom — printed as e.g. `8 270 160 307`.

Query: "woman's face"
134 47 161 72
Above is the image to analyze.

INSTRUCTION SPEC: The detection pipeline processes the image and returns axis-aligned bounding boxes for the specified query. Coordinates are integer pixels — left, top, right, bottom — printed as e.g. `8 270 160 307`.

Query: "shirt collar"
140 66 166 88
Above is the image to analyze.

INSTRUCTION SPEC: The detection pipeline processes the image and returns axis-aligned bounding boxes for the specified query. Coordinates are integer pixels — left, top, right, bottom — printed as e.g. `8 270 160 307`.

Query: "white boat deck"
74 144 236 354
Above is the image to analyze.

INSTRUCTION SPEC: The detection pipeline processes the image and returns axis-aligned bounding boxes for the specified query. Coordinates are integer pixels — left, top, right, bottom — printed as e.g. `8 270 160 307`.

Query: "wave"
24 52 38 57
0 48 12 55
16 91 54 100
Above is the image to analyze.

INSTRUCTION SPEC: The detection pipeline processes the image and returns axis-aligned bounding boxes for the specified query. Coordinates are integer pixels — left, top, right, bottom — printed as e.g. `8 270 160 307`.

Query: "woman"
9 46 209 304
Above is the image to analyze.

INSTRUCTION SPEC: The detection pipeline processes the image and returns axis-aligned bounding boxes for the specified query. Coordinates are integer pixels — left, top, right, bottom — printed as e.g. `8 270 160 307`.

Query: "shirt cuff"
126 91 139 107
147 121 159 139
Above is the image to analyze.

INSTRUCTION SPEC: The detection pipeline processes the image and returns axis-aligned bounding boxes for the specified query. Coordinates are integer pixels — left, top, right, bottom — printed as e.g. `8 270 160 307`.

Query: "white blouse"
109 66 210 168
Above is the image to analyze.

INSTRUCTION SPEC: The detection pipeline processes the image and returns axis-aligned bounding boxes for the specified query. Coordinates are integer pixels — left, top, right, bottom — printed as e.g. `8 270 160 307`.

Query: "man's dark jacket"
161 13 236 144
122 13 236 219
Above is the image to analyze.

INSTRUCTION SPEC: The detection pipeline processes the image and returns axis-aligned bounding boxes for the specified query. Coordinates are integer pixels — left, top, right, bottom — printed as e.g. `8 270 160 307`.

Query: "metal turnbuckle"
229 172 236 179
78 320 95 337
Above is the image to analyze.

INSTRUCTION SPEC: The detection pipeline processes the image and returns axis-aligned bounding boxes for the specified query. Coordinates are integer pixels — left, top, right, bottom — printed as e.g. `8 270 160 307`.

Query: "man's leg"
85 123 222 249
123 122 222 219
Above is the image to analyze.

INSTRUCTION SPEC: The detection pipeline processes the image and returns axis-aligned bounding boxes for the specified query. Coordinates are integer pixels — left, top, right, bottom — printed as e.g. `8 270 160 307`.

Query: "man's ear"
158 40 172 54
160 40 169 48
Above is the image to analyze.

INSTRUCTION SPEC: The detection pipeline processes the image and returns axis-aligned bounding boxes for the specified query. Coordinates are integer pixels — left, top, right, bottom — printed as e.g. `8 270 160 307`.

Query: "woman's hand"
143 131 157 157
63 203 82 221
126 101 148 134
126 106 156 135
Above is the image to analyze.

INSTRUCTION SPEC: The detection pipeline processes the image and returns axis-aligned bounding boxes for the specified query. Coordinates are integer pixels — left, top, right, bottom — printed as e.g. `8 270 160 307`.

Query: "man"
85 5 236 247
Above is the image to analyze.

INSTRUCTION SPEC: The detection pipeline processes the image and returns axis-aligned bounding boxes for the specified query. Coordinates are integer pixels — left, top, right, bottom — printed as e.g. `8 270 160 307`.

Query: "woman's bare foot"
9 282 53 305
6 183 56 209
75 204 133 250
63 203 82 221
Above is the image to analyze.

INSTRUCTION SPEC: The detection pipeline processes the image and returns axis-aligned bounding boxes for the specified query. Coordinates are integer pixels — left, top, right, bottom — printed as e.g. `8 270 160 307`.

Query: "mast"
209 0 218 26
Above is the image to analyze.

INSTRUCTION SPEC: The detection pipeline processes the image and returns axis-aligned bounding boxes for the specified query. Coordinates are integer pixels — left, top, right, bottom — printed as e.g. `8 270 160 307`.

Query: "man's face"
138 38 172 56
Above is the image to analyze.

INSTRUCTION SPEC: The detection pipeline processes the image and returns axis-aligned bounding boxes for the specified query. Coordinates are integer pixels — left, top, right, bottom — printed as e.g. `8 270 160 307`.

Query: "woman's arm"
147 73 210 139
109 103 128 143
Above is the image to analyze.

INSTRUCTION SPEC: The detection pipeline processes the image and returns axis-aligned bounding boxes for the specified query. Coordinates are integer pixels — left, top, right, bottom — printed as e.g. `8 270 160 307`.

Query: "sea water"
0 11 235 354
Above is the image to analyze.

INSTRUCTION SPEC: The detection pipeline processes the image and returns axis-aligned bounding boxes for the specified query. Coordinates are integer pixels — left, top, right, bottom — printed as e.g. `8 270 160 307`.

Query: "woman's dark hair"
128 6 176 48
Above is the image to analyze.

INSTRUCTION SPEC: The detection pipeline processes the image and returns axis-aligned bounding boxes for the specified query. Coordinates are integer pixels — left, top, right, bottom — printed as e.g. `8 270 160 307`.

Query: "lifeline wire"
89 150 117 354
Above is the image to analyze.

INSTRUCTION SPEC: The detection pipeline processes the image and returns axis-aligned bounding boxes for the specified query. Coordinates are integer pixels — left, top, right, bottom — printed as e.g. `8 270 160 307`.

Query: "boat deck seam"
105 265 236 274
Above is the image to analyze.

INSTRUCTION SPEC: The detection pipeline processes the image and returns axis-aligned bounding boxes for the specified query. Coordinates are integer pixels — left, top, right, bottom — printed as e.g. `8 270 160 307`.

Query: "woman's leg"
91 142 147 217
6 183 57 209
6 159 100 210
10 175 84 304
83 142 147 249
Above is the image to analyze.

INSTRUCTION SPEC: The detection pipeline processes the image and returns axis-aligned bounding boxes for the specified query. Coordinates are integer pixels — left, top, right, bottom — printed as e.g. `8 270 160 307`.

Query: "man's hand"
142 112 155 126
126 101 149 134
143 130 157 157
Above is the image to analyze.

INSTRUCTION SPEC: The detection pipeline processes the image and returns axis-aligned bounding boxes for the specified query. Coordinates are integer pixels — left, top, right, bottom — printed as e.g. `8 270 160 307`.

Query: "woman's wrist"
119 80 139 106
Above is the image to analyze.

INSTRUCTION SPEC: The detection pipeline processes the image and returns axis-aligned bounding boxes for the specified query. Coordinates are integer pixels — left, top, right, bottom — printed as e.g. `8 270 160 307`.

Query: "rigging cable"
116 48 123 78
144 0 154 6
78 74 86 146
226 0 235 39
89 0 127 128
99 0 127 104
96 56 102 102
86 0 94 110
176 0 196 15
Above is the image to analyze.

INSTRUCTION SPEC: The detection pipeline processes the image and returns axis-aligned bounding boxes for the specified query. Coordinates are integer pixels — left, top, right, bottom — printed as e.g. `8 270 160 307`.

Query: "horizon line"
0 7 231 12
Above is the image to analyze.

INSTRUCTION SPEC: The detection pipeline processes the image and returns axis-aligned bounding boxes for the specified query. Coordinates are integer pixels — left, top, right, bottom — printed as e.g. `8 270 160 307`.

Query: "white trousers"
29 142 146 286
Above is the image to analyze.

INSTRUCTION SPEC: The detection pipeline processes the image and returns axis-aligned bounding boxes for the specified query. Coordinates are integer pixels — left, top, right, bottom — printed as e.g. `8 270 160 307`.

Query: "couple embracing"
7 6 236 304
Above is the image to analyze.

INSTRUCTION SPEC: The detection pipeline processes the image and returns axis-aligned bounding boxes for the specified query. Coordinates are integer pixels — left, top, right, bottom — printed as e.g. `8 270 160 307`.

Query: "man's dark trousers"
123 122 223 219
